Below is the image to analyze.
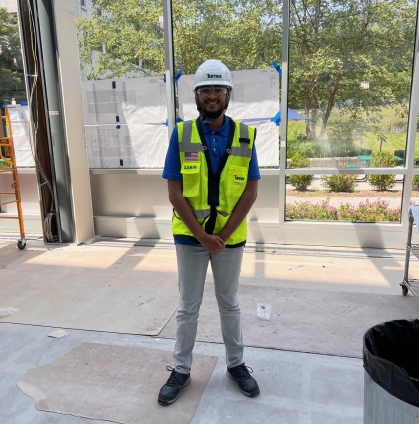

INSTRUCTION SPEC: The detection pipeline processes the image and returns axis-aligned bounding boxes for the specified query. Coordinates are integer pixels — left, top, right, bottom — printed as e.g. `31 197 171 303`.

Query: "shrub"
338 199 400 222
413 175 419 191
321 174 358 192
288 150 313 191
366 151 397 191
285 198 400 222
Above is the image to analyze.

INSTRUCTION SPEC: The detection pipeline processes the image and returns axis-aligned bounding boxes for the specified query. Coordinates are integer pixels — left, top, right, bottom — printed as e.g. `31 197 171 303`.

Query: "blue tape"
112 81 116 89
174 70 183 83
116 116 120 123
163 117 184 126
20 101 28 106
116 125 120 129
241 117 270 123
272 61 282 75
270 111 281 126
120 159 123 166
1 102 8 108
241 114 281 126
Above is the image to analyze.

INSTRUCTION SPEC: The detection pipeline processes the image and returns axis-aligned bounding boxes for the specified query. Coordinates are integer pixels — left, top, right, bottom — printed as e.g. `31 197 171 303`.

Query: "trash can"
363 319 419 423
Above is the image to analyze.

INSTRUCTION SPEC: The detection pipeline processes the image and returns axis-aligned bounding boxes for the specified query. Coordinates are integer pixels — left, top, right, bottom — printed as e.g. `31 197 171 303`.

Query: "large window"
286 0 418 223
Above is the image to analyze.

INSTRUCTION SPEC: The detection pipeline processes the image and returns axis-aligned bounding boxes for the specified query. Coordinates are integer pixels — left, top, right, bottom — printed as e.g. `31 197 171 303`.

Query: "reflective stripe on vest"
230 124 252 158
173 119 255 246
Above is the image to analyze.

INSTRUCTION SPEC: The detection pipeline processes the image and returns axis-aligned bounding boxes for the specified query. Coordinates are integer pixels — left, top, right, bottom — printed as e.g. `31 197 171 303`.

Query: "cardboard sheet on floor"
159 283 419 357
18 343 218 424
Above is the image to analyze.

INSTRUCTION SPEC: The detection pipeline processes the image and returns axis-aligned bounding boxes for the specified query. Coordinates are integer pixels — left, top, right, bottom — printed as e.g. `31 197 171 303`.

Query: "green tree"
77 0 282 79
289 0 416 140
172 0 281 74
0 7 23 103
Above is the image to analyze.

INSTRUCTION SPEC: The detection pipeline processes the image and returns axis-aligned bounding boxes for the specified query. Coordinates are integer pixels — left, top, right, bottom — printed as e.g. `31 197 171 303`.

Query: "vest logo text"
234 175 245 181
184 165 198 170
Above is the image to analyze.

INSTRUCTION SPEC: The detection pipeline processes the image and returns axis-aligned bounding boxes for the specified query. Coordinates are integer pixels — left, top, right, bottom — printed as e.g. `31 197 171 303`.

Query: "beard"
200 102 226 120
202 108 225 119
195 93 229 121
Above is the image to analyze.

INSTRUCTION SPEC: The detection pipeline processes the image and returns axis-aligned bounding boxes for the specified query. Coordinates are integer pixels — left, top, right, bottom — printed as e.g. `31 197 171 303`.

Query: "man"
158 59 260 406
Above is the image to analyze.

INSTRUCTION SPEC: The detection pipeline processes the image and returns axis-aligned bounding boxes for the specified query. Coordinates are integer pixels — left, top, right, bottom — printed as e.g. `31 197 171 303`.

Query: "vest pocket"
181 162 200 197
227 165 247 197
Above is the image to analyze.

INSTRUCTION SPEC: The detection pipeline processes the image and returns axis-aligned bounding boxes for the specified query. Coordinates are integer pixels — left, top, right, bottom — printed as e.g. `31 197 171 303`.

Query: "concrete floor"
1 237 418 423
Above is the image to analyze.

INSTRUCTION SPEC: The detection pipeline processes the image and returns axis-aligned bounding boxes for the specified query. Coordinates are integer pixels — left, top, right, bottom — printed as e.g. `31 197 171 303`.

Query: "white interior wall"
53 0 95 244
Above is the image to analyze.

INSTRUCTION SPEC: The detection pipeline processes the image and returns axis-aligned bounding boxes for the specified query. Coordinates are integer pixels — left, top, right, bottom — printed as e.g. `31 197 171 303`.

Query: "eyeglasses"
196 87 228 96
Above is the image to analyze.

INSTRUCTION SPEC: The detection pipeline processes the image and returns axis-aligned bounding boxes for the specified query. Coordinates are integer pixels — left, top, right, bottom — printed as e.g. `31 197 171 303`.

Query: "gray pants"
174 244 244 374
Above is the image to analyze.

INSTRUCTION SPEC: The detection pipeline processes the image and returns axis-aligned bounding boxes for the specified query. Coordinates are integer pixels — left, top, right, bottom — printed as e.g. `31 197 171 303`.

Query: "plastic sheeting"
81 77 167 125
81 69 280 168
7 105 35 167
85 124 168 168
363 319 419 407
81 77 168 168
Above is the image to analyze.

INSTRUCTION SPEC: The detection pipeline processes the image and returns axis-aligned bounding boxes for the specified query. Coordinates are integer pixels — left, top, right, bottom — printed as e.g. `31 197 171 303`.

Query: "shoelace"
165 366 186 387
233 364 253 379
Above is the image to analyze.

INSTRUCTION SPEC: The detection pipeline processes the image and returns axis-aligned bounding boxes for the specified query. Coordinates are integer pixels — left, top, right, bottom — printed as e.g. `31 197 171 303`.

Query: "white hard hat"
193 59 233 92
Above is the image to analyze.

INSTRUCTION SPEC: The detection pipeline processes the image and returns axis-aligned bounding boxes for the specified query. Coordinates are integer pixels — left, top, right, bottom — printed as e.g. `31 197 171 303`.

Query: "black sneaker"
227 363 260 397
158 366 191 406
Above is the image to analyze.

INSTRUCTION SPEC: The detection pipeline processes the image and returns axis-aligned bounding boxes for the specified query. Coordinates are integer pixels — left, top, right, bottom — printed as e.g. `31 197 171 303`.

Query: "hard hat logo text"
206 74 222 79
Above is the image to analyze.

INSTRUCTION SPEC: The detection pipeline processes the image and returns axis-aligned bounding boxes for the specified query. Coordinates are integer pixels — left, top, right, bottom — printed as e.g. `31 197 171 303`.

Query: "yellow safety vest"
172 117 255 247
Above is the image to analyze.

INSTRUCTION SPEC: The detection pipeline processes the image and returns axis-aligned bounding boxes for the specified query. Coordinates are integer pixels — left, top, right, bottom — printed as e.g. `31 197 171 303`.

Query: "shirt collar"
200 116 230 137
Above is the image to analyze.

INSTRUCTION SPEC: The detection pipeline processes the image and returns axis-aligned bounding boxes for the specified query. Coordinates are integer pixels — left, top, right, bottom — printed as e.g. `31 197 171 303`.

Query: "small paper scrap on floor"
257 303 272 321
0 307 19 317
47 330 70 339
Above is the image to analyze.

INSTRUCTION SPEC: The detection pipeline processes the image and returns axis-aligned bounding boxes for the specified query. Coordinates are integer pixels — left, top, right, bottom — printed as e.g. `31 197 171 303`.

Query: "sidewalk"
1 237 418 423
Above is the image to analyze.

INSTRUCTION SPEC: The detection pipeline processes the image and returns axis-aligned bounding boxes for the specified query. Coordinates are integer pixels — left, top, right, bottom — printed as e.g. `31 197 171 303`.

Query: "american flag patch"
184 152 199 162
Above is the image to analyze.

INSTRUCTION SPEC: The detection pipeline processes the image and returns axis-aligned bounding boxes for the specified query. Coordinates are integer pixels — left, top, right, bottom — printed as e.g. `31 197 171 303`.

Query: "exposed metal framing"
17 0 63 242
17 0 75 243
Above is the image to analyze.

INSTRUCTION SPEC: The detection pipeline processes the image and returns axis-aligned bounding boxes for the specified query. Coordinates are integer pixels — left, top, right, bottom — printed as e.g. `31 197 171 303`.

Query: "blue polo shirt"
162 116 260 180
162 116 260 246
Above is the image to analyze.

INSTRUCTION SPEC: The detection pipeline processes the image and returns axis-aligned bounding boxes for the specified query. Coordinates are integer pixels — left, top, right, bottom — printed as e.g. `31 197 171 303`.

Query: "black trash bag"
363 319 419 407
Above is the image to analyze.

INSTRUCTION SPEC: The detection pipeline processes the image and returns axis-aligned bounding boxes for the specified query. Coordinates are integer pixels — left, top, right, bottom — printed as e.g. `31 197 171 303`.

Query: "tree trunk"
307 0 320 140
304 82 312 139
319 73 342 139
